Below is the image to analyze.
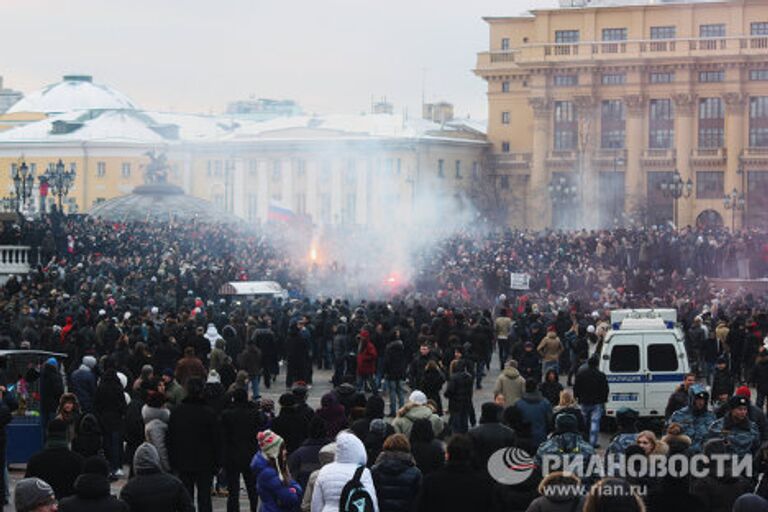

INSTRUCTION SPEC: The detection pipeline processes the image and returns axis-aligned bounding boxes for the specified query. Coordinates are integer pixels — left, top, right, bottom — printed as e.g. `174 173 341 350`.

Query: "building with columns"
475 0 768 229
0 75 488 224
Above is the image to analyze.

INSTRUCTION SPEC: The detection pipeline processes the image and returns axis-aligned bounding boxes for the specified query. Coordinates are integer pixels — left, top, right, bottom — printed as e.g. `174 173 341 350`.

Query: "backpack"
339 466 374 512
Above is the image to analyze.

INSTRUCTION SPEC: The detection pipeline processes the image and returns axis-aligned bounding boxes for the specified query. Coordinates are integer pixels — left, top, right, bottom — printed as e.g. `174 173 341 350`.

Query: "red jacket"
356 336 378 376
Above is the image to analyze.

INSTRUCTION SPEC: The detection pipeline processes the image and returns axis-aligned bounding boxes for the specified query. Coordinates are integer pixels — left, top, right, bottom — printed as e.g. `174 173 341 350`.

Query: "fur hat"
408 390 427 406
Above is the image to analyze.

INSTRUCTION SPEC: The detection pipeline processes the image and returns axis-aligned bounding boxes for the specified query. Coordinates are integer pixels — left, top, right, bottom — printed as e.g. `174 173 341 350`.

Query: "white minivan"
600 309 689 418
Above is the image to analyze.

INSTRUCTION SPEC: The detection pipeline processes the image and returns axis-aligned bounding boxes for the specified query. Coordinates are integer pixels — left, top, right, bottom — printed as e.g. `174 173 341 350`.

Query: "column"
575 95 599 228
307 159 319 225
724 92 747 230
624 94 647 215
528 97 551 230
258 160 269 224
282 159 294 212
331 159 342 225
232 158 245 219
356 160 369 225
673 93 696 226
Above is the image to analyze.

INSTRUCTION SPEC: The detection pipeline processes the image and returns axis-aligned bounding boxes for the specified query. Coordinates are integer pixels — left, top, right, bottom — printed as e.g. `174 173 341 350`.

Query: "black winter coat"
168 396 219 472
371 452 422 512
120 469 194 512
573 366 609 405
25 446 85 499
384 340 407 381
416 461 494 512
444 370 473 413
287 437 327 490
468 422 516 470
220 401 265 468
93 373 127 433
41 364 64 416
271 407 308 454
410 419 444 476
58 473 129 512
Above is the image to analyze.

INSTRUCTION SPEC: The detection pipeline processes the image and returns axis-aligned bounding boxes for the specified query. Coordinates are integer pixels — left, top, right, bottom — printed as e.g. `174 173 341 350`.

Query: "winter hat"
555 413 578 433
736 386 752 399
14 478 55 512
716 355 728 365
409 390 428 406
82 355 97 369
258 430 285 461
616 407 639 426
98 309 106 316
291 385 308 401
370 418 387 436
45 357 57 368
547 325 557 333
479 402 503 424
47 418 68 440
278 393 297 408
730 395 750 409
587 325 596 334
206 370 221 385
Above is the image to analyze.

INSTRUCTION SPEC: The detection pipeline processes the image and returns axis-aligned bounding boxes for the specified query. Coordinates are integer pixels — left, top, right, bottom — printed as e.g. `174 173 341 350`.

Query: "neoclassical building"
475 0 768 229
0 75 489 225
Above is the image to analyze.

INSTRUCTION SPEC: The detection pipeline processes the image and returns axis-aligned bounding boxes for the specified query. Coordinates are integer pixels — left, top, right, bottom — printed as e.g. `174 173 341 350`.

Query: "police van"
599 309 689 418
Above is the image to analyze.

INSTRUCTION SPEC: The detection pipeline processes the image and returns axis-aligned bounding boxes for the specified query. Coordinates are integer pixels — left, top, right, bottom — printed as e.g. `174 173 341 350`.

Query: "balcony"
490 153 532 171
641 148 676 167
512 35 768 65
475 50 518 70
0 246 31 284
546 150 578 169
742 147 768 164
690 147 727 165
593 149 628 165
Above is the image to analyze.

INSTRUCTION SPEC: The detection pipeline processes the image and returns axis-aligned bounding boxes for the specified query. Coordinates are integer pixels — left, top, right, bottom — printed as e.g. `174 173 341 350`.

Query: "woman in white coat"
311 431 379 512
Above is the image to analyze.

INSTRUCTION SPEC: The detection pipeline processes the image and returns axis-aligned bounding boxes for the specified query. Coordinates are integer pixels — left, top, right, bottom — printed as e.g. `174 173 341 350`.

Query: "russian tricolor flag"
268 200 296 223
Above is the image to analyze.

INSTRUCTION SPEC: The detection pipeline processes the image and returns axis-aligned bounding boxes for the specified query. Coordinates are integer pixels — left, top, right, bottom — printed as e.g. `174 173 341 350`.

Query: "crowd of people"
3 215 768 512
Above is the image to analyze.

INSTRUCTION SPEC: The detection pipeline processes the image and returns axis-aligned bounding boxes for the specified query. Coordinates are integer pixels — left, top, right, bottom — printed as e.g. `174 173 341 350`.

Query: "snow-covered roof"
7 75 137 114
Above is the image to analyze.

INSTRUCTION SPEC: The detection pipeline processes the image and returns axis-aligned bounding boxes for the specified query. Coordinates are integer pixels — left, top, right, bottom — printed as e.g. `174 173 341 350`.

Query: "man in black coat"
444 360 474 434
271 393 308 454
384 335 408 417
25 419 85 500
573 355 609 447
168 378 218 512
468 402 516 472
58 455 129 511
121 442 194 512
416 434 494 512
219 389 265 512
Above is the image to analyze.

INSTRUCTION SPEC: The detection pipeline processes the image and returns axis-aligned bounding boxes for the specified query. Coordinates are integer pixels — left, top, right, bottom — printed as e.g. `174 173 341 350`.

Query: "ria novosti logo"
487 447 536 485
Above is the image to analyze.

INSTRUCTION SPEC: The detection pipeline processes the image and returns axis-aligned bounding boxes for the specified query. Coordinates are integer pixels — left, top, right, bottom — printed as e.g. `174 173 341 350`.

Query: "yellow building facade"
476 0 768 230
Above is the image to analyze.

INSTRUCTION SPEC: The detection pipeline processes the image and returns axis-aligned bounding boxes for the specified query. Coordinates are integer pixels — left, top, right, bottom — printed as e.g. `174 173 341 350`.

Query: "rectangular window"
500 176 510 189
602 28 627 41
455 160 462 179
501 81 510 93
649 72 675 84
609 345 640 373
472 161 479 179
555 30 580 43
501 141 510 153
696 171 725 199
345 159 357 184
396 158 401 175
96 162 106 177
248 160 258 176
700 24 726 38
553 101 577 150
699 70 725 83
320 160 332 182
647 344 679 372
651 26 676 39
649 99 674 149
121 163 131 178
294 158 306 177
750 96 768 147
751 69 768 81
601 99 626 149
437 159 445 178
214 160 222 177
601 73 626 85
501 111 510 124
752 22 768 36
501 38 510 50
553 74 578 87
272 160 282 180
698 97 725 148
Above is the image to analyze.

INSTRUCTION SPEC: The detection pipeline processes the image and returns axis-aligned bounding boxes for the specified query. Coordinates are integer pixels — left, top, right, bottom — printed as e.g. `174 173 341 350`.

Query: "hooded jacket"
371 451 422 512
493 366 526 406
58 467 129 512
537 332 564 362
120 443 194 512
142 404 171 472
251 451 303 512
409 419 445 476
392 403 444 439
315 393 348 439
668 385 716 453
71 364 97 413
311 432 380 512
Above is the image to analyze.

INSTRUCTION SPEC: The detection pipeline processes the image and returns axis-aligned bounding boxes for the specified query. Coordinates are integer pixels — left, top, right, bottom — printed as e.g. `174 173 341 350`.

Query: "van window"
647 344 678 372
609 345 640 372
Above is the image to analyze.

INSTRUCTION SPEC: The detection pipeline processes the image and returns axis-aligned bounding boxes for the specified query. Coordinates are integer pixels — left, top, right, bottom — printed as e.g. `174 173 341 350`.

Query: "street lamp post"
723 188 746 232
612 154 626 227
44 159 76 214
11 160 35 214
659 169 693 227
548 175 579 228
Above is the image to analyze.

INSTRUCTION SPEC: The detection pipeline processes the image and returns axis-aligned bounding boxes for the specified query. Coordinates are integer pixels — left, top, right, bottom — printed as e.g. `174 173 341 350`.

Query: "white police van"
600 309 689 418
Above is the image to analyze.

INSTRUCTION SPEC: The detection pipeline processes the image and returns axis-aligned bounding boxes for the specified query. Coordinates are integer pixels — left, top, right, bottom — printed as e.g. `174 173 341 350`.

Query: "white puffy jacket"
311 431 379 512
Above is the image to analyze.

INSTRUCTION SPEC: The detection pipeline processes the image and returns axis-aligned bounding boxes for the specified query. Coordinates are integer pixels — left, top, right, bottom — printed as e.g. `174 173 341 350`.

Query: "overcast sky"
2 0 557 119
